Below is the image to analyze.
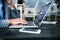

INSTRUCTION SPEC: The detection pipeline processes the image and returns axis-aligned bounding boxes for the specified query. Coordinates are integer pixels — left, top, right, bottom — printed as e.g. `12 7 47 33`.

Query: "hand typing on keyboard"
9 18 28 25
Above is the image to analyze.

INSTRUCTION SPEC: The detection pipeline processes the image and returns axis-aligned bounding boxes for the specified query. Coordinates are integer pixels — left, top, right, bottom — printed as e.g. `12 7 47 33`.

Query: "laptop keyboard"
9 22 38 28
17 22 35 26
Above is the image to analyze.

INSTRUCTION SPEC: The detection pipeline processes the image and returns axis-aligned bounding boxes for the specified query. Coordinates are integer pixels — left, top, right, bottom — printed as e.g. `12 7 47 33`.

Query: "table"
0 24 60 40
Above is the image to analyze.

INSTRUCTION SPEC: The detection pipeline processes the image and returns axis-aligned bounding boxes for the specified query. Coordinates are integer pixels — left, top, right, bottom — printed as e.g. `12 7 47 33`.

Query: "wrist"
9 4 15 8
9 19 12 24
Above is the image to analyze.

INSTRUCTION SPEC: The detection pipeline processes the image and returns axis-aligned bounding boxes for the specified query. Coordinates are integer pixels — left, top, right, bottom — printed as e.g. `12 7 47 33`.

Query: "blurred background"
12 0 60 22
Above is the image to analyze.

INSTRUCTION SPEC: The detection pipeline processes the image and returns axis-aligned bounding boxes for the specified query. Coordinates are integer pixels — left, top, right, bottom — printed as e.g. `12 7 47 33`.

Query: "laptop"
9 2 52 28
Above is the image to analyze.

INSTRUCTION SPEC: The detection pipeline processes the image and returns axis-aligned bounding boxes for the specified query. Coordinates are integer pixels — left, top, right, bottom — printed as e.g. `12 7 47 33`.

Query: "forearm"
0 20 9 28
9 7 20 18
7 0 20 18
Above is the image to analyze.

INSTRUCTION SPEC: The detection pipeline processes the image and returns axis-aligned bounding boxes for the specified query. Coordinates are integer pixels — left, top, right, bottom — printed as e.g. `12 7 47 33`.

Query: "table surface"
0 23 60 39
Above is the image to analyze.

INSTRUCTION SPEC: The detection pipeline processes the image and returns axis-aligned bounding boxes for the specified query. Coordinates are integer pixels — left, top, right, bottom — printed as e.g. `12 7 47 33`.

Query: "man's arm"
0 20 9 28
7 0 20 18
0 18 28 28
9 7 20 19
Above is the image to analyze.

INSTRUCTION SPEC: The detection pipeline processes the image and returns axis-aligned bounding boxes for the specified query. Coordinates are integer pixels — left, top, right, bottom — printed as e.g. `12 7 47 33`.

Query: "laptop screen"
35 2 52 24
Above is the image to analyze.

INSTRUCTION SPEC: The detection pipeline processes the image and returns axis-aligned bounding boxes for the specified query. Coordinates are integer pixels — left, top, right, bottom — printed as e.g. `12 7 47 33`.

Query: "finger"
21 22 28 24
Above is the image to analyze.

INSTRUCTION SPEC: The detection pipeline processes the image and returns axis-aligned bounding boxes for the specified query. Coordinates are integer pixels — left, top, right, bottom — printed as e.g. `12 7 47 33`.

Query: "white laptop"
9 2 52 28
19 2 52 34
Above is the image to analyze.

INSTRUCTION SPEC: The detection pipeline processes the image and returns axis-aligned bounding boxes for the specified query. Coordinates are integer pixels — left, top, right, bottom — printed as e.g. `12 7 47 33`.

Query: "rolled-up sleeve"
9 7 20 18
0 1 9 28
0 20 9 28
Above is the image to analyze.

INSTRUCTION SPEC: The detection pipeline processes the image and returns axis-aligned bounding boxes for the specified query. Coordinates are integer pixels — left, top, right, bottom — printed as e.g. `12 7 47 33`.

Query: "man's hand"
7 0 15 8
9 18 28 25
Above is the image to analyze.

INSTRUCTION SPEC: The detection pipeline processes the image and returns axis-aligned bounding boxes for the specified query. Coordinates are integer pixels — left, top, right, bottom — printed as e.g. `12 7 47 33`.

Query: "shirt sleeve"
0 20 9 28
9 6 20 18
10 7 15 10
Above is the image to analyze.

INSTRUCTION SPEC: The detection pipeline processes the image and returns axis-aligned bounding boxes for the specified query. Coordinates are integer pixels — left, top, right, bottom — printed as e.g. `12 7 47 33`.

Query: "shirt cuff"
8 5 15 10
1 20 9 28
10 7 15 10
